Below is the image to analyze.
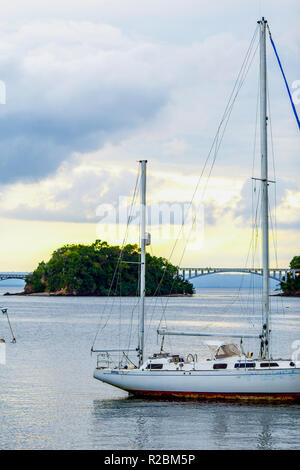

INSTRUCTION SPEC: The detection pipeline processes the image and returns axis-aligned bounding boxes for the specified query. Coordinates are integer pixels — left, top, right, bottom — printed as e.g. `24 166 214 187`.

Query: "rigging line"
247 75 260 320
145 245 163 332
247 188 262 326
179 43 259 323
268 185 278 268
252 69 261 186
91 168 141 349
196 39 260 318
198 41 259 206
145 25 260 339
206 70 260 320
200 180 261 326
150 26 260 305
267 83 286 320
147 28 260 334
238 71 260 320
119 270 122 361
267 24 300 131
219 187 261 325
126 266 141 354
157 39 260 324
203 34 260 179
95 180 141 341
176 26 258 243
190 30 260 221
179 33 260 260
267 78 279 269
266 69 284 351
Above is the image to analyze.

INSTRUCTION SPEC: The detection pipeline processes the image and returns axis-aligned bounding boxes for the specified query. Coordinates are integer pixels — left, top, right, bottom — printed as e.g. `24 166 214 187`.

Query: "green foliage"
290 256 300 269
25 261 47 293
25 240 194 296
280 255 300 294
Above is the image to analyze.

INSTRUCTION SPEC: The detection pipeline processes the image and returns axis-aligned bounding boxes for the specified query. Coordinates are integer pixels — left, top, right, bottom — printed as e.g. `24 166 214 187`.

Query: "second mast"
139 160 147 366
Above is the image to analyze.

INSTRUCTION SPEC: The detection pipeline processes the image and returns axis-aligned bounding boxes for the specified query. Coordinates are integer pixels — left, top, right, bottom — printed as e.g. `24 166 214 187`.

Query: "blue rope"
268 27 300 131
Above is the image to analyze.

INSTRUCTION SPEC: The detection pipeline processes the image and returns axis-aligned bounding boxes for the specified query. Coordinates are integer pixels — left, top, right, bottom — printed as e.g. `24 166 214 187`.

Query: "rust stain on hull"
130 390 300 402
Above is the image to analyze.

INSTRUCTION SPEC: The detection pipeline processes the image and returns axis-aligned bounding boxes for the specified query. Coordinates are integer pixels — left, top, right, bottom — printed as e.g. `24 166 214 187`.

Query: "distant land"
23 240 194 296
2 255 300 294
0 273 280 294
279 256 300 296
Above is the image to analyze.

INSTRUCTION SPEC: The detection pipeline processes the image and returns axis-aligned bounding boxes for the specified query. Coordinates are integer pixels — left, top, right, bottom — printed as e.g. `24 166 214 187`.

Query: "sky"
0 0 299 271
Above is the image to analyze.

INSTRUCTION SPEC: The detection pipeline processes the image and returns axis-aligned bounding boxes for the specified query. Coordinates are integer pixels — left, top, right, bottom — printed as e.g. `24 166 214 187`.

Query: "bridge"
0 272 31 281
177 267 300 282
0 268 299 284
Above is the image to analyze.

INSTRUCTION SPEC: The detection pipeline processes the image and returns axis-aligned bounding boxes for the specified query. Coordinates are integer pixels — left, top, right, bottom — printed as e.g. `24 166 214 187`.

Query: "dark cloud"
0 22 169 183
0 85 166 183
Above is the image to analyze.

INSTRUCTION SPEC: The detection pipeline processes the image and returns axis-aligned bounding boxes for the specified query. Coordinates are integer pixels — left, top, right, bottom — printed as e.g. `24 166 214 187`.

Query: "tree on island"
25 240 194 296
280 256 300 295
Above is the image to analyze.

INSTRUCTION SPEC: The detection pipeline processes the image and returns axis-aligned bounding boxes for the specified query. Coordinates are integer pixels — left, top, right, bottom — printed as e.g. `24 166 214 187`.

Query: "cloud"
0 15 281 185
0 145 137 222
163 138 188 156
0 21 171 183
0 12 298 188
276 188 300 230
0 142 245 227
0 4 299 270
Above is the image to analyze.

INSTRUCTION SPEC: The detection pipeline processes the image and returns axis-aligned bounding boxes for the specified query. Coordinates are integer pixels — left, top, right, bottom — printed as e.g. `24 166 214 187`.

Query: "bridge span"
0 272 31 281
178 267 299 283
0 269 299 284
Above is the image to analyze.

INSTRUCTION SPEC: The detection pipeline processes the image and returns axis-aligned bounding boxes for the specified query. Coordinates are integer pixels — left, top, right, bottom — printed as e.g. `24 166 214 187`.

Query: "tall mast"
259 17 270 359
138 160 147 366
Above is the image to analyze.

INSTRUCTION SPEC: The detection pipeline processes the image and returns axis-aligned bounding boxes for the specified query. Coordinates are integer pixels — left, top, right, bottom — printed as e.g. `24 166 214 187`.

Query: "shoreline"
4 286 297 299
272 293 300 297
3 291 193 297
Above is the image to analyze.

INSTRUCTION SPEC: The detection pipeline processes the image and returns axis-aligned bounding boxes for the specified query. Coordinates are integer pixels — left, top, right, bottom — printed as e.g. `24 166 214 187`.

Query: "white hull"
94 367 300 400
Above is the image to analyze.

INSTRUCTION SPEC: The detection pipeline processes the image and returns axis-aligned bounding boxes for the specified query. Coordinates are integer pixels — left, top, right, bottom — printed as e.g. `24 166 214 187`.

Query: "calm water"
1 287 300 450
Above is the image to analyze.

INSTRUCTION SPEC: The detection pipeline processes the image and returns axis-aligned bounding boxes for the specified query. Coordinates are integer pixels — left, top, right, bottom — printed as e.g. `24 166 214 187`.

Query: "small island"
24 240 194 296
280 256 300 296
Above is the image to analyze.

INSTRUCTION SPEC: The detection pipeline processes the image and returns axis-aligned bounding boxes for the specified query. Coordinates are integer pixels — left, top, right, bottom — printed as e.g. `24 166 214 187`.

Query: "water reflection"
257 424 273 450
1 290 300 449
90 397 300 450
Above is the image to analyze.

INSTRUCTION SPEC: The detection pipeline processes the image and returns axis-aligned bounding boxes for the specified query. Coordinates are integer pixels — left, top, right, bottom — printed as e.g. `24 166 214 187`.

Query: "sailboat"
92 18 300 400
